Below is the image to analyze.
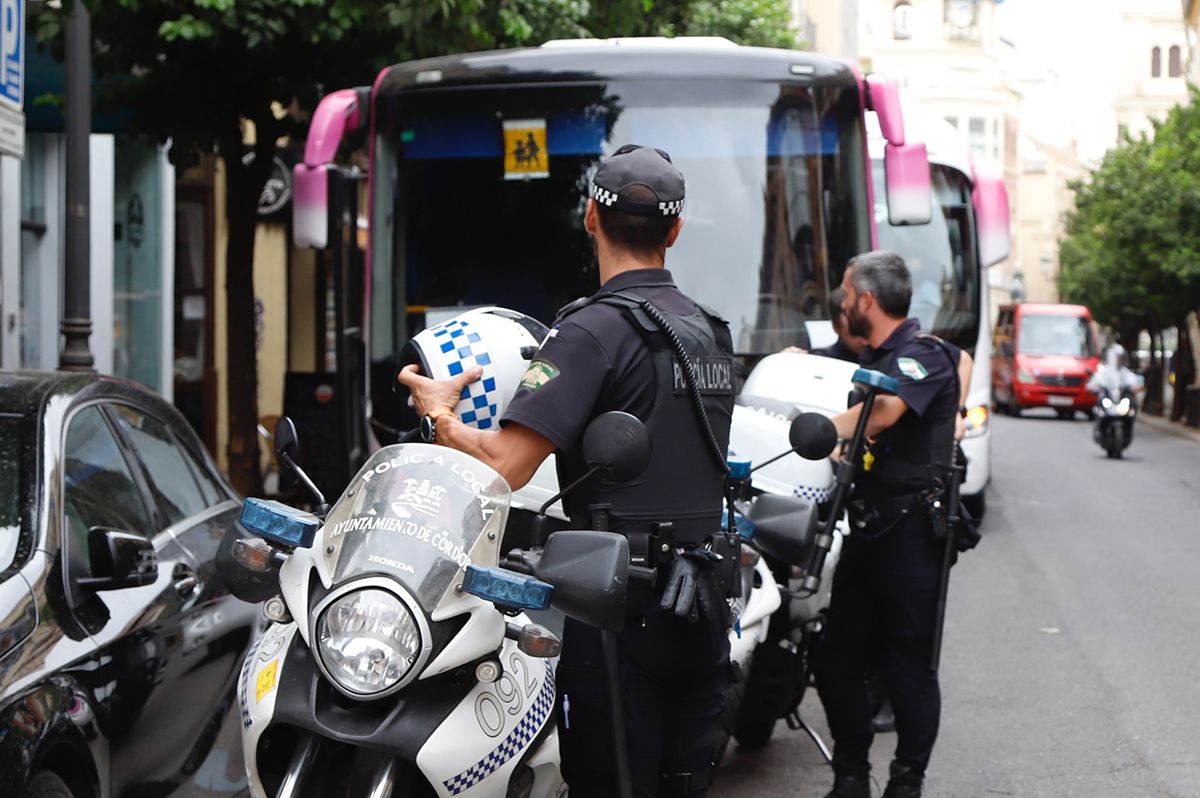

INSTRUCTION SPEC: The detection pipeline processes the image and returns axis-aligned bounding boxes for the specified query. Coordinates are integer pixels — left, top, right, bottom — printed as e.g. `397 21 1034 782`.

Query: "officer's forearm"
433 416 556 490
832 396 908 439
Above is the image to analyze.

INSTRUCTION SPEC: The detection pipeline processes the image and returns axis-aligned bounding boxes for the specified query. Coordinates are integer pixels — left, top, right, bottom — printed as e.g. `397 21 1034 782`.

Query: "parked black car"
0 372 257 798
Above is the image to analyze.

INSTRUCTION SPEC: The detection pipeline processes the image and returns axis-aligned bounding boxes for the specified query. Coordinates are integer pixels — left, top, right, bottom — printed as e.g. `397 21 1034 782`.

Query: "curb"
1137 411 1200 445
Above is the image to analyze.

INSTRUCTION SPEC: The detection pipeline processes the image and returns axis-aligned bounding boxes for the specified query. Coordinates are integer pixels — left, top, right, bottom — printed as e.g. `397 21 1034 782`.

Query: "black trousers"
814 512 944 777
557 604 730 798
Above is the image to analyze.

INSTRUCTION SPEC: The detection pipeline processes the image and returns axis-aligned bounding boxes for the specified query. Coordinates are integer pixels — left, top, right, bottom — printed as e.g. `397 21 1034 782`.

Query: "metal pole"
59 0 94 371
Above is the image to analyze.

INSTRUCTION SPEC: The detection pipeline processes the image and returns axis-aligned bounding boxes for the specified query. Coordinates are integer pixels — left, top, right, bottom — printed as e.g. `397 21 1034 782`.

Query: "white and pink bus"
288 38 960 490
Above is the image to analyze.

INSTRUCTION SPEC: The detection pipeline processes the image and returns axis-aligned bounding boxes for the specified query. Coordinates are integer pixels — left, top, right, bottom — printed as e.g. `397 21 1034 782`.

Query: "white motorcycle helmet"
402 307 549 430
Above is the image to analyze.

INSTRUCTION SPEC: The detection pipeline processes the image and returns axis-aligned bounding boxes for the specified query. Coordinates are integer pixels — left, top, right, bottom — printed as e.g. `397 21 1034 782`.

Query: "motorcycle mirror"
273 416 300 466
533 530 630 632
789 412 838 460
582 411 651 482
272 416 327 510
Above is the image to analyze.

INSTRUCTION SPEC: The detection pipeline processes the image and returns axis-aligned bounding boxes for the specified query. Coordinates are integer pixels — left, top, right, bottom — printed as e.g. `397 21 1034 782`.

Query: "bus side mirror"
866 74 932 226
973 170 1011 267
293 88 368 249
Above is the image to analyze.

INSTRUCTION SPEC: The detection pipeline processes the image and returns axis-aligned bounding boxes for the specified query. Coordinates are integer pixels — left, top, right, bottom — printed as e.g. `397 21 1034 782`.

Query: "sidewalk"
1137 411 1200 445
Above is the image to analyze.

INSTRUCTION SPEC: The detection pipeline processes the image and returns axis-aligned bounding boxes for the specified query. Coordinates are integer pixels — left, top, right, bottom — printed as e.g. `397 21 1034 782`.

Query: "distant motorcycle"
1093 387 1136 458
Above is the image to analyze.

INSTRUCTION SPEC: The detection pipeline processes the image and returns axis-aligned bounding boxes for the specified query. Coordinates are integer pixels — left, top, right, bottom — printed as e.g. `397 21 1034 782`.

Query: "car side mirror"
582 411 651 482
78 527 157 591
533 530 630 632
788 412 838 460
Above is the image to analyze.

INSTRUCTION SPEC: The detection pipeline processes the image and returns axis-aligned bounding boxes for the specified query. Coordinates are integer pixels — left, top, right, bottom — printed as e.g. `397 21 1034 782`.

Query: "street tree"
33 0 800 493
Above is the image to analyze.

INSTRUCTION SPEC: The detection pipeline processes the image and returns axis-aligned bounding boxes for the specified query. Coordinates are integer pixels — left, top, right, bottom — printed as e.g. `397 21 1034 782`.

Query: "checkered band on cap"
442 663 556 794
658 199 684 216
429 317 500 430
591 183 619 207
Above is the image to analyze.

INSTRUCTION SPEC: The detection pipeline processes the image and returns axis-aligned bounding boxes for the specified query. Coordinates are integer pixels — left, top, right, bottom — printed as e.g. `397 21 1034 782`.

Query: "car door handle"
173 563 199 599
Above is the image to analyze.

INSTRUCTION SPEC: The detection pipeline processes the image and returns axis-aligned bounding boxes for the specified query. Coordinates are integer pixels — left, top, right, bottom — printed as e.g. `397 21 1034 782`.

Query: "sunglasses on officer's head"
612 144 674 163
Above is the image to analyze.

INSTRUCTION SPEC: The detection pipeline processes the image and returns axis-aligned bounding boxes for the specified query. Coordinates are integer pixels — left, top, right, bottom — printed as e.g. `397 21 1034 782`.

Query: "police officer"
815 251 961 798
398 144 736 798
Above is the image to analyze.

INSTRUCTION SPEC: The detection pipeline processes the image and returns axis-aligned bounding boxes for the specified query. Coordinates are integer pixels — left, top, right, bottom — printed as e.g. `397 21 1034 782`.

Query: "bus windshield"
371 79 871 359
874 162 980 352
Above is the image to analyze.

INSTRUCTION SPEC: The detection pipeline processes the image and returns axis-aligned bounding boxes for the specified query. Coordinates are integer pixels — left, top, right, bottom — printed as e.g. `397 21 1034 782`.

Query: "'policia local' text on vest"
556 291 735 546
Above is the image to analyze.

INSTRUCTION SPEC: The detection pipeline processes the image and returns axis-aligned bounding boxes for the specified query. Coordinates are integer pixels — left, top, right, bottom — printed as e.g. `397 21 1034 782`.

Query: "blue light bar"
852 368 899 395
726 455 752 481
240 498 320 549
462 566 554 611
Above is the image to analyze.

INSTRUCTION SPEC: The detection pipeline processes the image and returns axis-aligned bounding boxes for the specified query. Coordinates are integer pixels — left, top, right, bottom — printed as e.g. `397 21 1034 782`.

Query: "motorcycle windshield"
321 444 512 613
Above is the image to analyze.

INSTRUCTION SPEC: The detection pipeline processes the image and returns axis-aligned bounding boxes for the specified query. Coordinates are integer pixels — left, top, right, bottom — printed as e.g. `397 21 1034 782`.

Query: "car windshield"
1019 314 1096 357
320 444 511 613
0 417 21 572
371 78 870 358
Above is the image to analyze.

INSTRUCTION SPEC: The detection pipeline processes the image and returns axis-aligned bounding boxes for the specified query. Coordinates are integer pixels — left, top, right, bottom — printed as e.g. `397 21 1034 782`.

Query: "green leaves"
1060 86 1200 331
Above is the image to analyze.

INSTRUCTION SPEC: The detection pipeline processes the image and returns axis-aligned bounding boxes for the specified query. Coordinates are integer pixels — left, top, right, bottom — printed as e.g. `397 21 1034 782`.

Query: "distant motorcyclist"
1086 343 1142 402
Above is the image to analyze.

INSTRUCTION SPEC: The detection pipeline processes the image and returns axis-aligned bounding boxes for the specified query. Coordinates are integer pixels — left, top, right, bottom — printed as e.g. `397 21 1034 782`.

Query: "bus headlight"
316 588 422 696
963 405 989 438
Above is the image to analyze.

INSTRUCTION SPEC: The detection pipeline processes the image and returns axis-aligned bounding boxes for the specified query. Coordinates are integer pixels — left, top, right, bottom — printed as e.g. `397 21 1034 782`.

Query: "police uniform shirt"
858 318 959 498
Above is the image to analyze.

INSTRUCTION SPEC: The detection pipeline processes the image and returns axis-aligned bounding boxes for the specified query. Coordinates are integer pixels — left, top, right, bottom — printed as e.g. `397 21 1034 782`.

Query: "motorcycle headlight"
1116 397 1132 416
316 588 422 696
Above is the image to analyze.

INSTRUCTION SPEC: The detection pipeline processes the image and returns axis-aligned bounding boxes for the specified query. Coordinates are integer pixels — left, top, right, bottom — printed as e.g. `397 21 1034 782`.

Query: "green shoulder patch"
518 359 560 393
897 357 929 381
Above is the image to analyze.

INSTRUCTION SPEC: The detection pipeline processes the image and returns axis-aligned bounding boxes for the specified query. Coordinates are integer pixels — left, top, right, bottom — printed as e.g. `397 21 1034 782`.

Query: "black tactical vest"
556 291 735 546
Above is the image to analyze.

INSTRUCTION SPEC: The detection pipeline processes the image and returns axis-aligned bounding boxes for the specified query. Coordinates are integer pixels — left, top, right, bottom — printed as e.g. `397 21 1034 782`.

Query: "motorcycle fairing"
239 621 300 798
417 639 559 797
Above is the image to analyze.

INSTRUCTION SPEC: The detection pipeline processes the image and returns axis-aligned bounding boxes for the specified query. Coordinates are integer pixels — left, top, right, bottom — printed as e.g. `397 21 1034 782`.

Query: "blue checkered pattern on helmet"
794 484 833 503
427 317 500 430
442 663 555 795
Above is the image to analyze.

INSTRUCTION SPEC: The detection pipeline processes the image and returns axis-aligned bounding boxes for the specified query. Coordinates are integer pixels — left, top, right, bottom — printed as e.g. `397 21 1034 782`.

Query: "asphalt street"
712 410 1200 798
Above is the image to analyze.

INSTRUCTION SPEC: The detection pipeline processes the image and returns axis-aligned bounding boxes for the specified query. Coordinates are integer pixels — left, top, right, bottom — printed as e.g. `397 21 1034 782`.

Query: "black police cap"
589 144 686 217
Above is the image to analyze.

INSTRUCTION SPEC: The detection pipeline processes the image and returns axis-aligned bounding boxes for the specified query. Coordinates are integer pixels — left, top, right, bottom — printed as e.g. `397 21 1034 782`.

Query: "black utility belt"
625 525 741 600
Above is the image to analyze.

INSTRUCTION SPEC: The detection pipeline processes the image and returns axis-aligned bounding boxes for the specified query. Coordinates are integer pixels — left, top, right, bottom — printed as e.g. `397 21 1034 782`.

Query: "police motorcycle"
218 407 654 798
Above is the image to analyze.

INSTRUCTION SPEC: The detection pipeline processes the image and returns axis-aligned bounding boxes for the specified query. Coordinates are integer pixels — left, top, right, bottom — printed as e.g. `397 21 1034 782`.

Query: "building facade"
1114 0 1188 139
1014 133 1084 306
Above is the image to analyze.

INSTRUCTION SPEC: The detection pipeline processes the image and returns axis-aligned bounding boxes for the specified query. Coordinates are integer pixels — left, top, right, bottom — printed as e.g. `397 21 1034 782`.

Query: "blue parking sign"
0 0 22 110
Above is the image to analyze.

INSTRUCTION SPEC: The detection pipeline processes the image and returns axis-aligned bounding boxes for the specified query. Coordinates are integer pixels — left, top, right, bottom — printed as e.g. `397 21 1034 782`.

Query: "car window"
0 416 23 572
179 437 230 505
64 407 155 568
109 404 210 526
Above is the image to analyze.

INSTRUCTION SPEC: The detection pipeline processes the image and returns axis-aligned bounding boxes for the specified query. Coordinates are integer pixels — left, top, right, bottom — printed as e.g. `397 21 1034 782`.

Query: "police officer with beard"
814 251 961 798
399 145 736 798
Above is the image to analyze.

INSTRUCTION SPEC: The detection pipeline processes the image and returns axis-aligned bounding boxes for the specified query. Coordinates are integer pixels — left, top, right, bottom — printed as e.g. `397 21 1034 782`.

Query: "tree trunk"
221 125 275 497
1142 324 1165 416
1170 316 1193 421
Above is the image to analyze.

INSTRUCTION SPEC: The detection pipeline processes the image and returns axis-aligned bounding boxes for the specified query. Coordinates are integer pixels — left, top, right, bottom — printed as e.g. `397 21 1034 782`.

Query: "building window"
992 118 1000 159
893 1 913 40
968 117 986 158
1169 45 1182 77
944 115 958 131
1152 47 1161 78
